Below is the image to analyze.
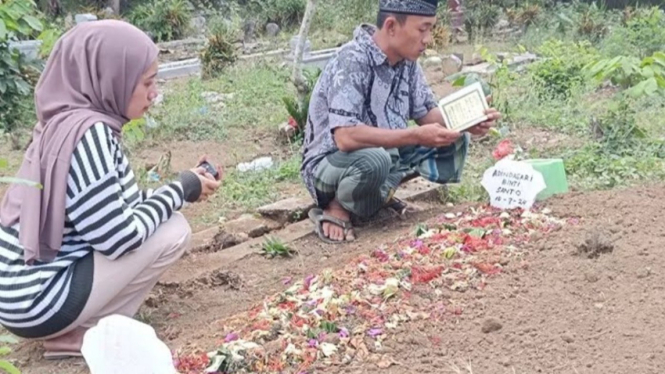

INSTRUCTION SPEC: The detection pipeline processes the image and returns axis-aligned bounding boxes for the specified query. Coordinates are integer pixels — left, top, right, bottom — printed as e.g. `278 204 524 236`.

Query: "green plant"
282 67 321 139
530 39 598 100
584 52 665 97
122 117 148 144
37 26 61 58
566 100 665 189
0 334 20 374
506 4 541 29
463 0 501 41
244 0 305 28
128 0 192 42
0 0 44 150
575 1 608 40
0 158 42 188
261 236 296 258
200 22 238 79
603 6 665 58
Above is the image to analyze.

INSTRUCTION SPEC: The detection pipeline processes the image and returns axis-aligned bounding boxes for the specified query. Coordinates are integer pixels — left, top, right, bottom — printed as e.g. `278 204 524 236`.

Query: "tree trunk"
292 0 317 102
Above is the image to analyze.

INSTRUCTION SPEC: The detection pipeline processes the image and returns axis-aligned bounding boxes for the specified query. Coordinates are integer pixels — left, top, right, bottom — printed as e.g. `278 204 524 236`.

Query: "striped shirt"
0 122 186 337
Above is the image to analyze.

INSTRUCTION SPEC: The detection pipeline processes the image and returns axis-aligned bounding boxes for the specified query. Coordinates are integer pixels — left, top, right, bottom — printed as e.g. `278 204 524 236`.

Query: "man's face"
390 15 436 61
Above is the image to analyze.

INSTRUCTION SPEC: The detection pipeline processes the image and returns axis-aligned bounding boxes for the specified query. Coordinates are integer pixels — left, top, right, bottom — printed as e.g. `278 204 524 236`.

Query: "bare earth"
8 185 665 374
3 59 662 374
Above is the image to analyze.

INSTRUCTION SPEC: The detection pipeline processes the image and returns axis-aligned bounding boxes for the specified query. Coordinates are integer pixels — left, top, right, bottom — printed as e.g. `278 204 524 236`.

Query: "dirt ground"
320 186 665 374
9 185 665 374
3 47 658 373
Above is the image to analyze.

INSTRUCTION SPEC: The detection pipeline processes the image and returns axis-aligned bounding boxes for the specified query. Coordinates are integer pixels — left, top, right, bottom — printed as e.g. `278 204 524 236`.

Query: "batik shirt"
301 24 438 201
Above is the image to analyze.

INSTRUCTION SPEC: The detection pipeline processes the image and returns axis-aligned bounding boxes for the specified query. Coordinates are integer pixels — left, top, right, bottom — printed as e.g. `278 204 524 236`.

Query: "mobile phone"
198 160 219 180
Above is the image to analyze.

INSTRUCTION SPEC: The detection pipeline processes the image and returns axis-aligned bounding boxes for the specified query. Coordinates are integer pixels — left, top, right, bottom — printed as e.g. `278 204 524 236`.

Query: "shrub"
602 6 665 58
37 26 61 58
506 4 541 29
241 0 305 28
566 100 665 189
584 52 665 97
200 22 238 79
282 67 321 140
265 0 305 27
575 2 609 40
530 39 598 100
463 0 501 41
128 0 192 42
0 0 44 149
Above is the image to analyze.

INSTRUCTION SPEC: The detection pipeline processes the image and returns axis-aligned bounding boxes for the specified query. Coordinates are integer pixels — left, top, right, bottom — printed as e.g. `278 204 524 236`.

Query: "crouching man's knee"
352 147 392 182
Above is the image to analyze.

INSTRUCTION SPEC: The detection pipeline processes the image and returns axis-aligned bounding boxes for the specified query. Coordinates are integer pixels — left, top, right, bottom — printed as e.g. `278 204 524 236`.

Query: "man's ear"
383 17 396 33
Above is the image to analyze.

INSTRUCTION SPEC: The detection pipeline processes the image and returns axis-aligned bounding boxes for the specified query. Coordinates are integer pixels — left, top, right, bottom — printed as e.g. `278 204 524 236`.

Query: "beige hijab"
0 20 158 265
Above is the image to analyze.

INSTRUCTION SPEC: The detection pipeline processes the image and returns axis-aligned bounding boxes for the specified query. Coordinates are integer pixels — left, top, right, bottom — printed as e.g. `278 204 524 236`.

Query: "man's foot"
308 200 356 243
43 327 87 359
322 200 356 242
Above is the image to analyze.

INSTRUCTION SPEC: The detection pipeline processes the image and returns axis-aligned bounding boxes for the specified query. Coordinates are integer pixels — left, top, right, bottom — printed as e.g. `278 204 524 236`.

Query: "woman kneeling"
0 20 221 359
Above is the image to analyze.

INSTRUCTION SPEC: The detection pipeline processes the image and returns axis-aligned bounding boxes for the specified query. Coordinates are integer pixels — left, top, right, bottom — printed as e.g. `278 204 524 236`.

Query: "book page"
438 82 489 132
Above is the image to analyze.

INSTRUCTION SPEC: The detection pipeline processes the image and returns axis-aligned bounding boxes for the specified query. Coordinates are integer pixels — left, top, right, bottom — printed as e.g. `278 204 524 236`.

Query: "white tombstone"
481 158 546 210
289 35 311 59
75 13 98 24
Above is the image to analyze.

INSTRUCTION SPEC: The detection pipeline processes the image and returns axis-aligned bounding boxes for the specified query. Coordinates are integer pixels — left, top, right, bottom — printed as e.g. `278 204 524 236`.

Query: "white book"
438 81 489 132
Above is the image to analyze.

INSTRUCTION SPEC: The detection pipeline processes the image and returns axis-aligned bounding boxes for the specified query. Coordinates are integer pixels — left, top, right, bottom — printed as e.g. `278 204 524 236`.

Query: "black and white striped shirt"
0 122 186 337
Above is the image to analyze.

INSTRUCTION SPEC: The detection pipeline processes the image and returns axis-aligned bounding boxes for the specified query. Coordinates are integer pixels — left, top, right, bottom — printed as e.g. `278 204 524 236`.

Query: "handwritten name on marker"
481 159 546 210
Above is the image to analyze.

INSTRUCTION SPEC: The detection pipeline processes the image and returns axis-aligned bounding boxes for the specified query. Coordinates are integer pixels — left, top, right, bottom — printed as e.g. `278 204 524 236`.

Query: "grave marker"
481 159 546 210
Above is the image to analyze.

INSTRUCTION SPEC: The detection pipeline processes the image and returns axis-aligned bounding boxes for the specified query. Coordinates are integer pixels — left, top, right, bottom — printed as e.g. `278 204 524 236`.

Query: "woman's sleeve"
64 123 201 260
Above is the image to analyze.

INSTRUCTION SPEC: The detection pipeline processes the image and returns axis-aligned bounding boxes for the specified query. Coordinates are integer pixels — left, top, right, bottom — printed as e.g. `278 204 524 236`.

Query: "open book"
438 81 489 132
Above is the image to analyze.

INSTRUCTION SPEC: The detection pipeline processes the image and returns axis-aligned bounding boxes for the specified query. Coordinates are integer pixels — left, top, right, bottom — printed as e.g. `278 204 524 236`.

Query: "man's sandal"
386 197 423 216
308 208 355 244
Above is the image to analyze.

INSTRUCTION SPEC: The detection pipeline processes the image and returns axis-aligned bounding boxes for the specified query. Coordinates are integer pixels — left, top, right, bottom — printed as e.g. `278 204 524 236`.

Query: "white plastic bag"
81 315 177 374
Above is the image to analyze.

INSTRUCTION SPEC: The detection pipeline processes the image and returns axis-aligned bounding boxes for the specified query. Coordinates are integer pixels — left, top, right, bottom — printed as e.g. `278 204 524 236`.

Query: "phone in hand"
197 160 219 180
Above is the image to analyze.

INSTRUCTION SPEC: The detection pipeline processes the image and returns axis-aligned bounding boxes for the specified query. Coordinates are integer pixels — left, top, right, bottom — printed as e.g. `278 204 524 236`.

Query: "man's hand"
413 123 462 148
467 96 502 136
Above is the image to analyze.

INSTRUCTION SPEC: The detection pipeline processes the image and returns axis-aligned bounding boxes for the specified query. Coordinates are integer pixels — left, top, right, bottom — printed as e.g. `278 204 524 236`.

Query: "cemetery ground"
3 35 665 374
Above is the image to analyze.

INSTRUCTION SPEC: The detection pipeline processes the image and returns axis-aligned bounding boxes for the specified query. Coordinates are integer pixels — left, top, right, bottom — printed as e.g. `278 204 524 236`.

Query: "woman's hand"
190 167 221 201
191 155 223 202
195 155 224 181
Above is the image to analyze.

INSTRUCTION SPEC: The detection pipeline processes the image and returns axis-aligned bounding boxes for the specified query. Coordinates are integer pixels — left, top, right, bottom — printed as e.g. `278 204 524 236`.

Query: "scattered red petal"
411 265 444 284
473 262 501 275
492 139 514 160
173 352 209 374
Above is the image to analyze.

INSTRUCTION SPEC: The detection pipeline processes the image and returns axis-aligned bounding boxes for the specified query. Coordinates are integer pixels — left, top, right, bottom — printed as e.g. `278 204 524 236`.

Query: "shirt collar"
353 24 405 68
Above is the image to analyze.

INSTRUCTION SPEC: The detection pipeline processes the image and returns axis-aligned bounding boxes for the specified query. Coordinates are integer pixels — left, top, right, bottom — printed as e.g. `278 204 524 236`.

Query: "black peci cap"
379 0 439 17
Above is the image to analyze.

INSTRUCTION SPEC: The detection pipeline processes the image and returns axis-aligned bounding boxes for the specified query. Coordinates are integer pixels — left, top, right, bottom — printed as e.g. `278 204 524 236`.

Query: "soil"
9 185 665 374
5 44 658 373
318 186 665 374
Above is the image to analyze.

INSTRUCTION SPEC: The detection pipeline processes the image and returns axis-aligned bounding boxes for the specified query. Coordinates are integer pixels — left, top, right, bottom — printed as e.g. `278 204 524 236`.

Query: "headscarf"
0 20 159 265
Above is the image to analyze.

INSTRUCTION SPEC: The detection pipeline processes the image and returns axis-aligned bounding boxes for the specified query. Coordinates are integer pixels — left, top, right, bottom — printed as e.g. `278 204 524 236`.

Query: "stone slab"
222 214 282 238
161 177 445 285
257 196 315 224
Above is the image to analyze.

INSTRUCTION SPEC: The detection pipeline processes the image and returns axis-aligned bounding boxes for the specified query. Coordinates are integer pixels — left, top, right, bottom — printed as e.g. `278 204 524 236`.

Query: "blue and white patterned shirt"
301 24 438 200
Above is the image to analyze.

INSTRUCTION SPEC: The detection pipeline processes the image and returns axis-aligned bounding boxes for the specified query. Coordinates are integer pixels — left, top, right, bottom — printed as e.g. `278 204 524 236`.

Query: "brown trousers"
43 212 191 339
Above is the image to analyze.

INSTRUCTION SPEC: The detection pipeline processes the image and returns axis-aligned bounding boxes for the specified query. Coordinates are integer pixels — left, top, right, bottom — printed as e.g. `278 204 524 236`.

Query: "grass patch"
188 152 304 227
149 61 292 142
261 236 297 259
